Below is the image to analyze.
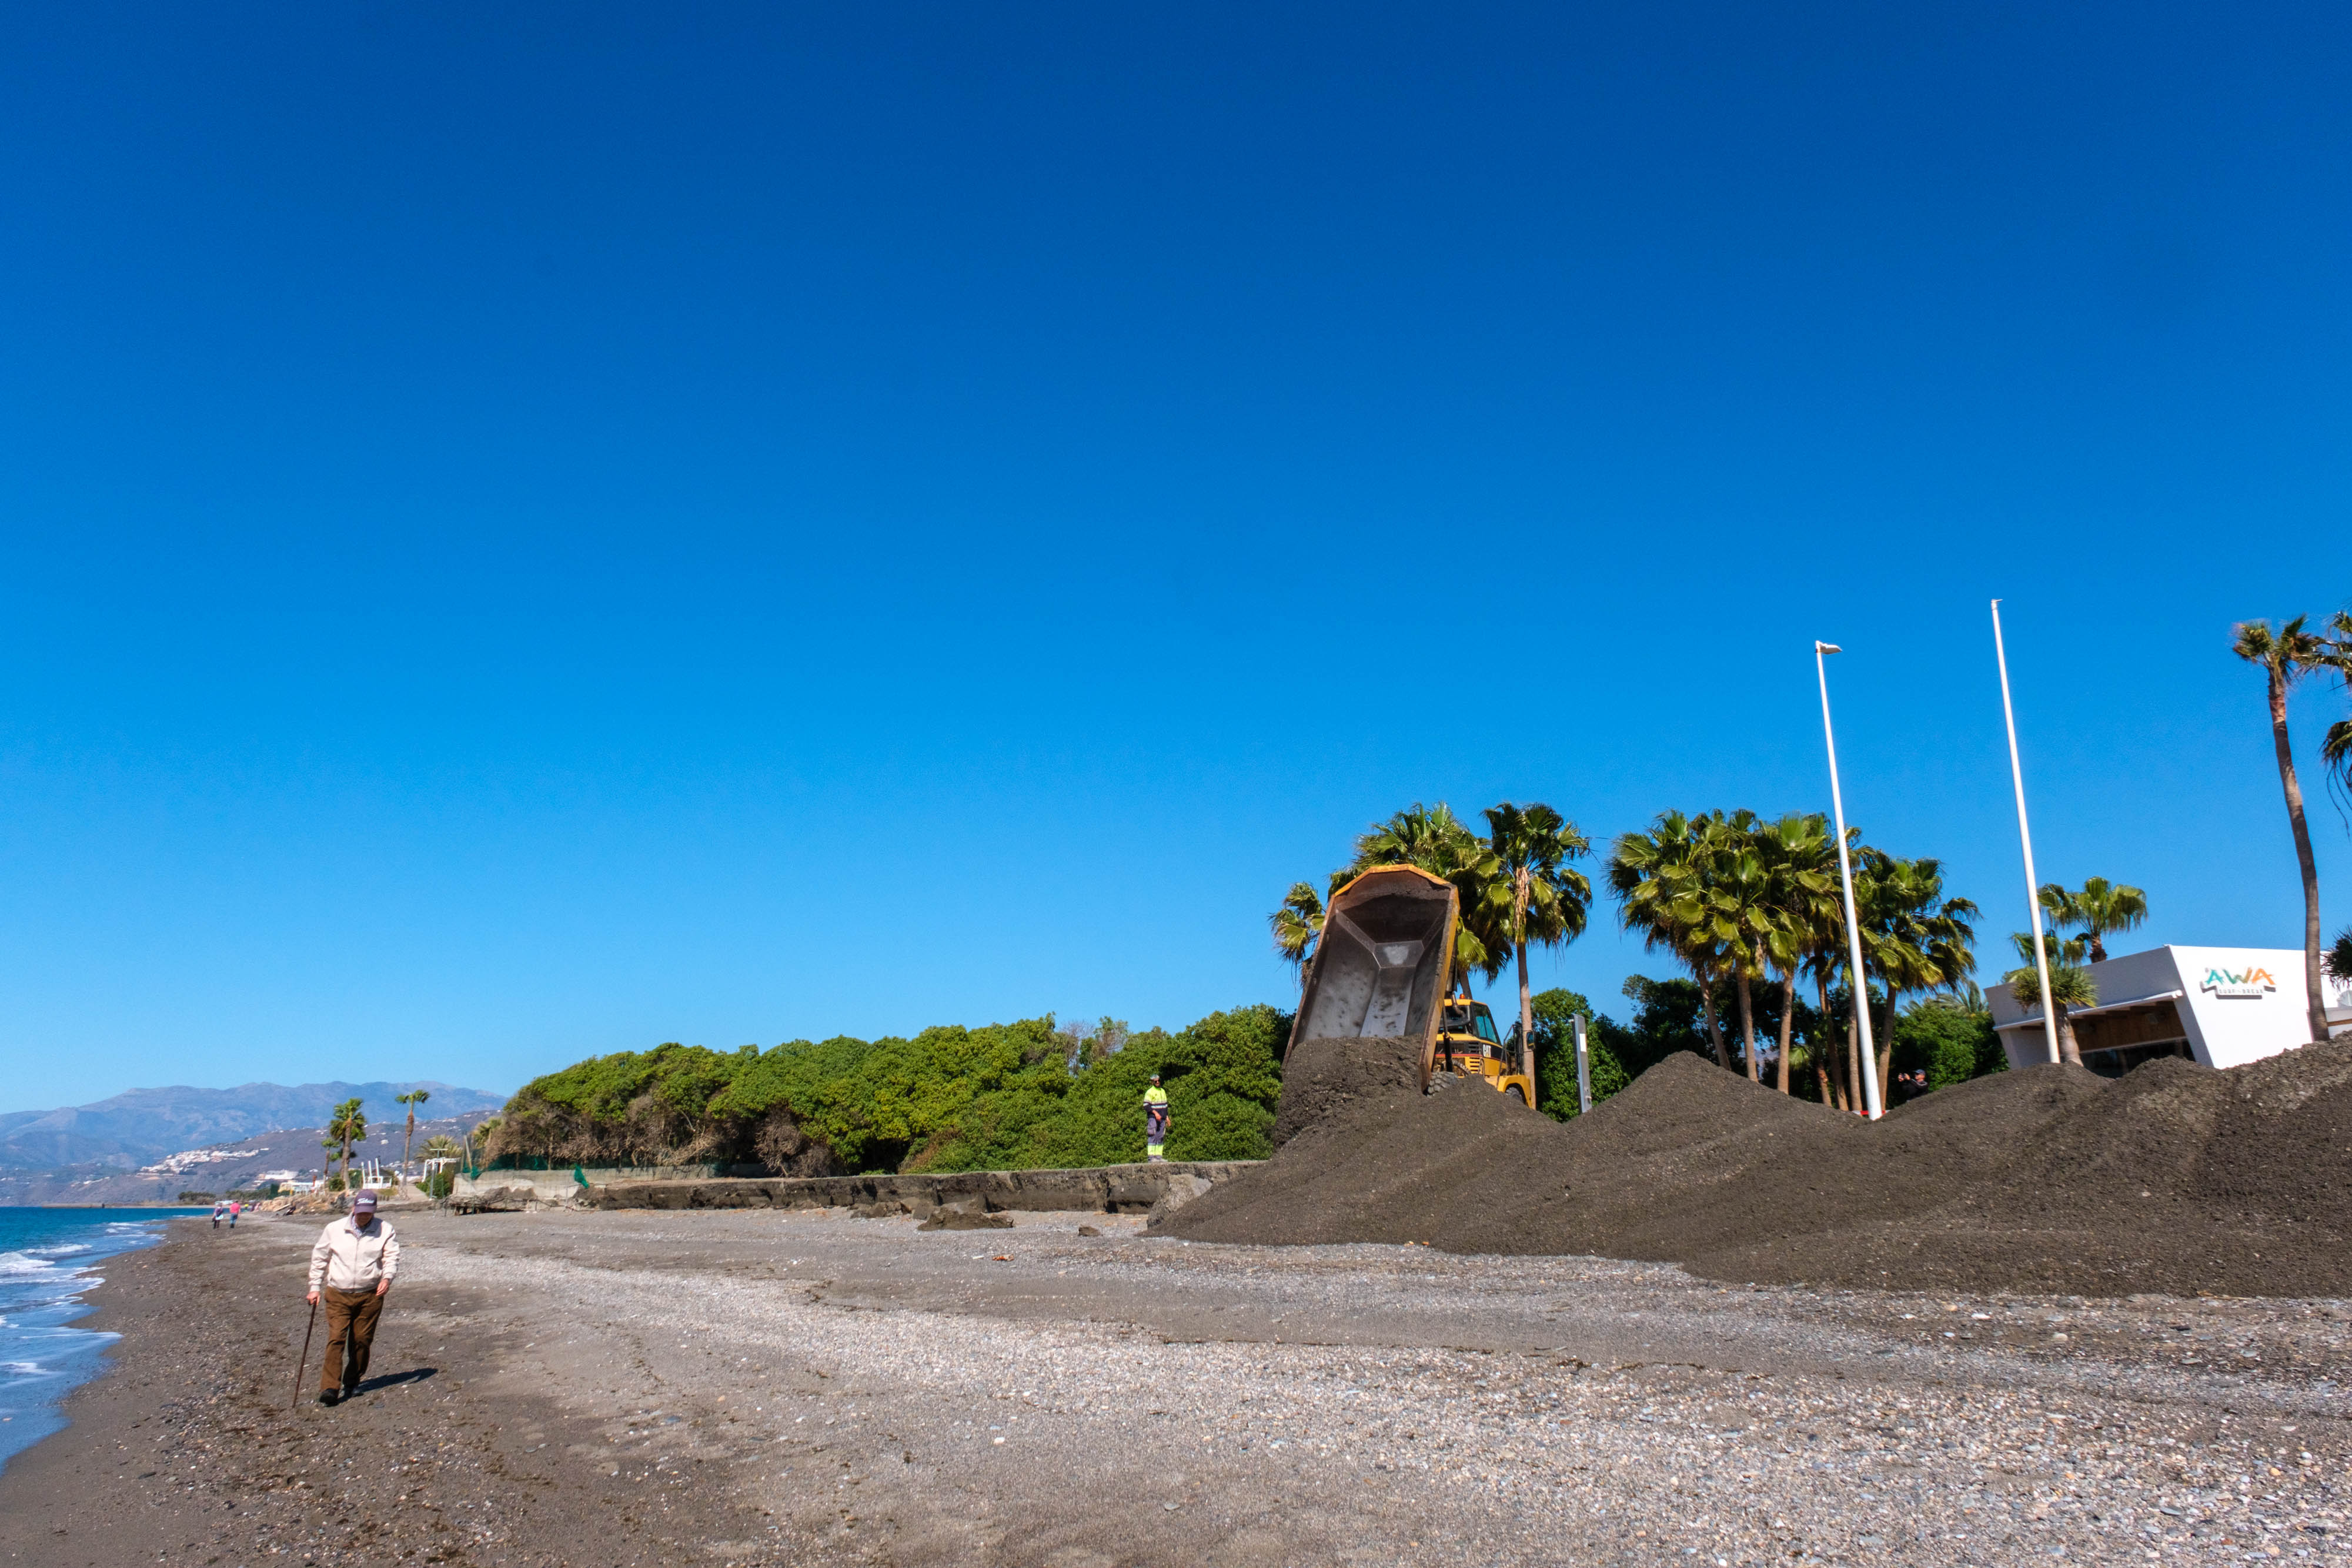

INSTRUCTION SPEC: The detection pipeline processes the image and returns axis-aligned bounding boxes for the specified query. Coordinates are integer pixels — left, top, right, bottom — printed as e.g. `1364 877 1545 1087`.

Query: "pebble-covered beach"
4 1206 2348 1566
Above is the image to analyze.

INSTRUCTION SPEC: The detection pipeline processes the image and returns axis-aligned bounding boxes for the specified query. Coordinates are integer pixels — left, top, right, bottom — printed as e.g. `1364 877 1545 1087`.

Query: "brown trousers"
319 1286 385 1393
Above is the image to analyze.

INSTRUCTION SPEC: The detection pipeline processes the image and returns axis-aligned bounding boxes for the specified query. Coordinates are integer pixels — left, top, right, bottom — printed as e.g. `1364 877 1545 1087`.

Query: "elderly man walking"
307 1191 399 1405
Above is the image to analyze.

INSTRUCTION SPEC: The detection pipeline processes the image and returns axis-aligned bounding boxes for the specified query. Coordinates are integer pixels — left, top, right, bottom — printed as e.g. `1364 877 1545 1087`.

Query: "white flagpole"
1815 641 1884 1120
1991 601 2061 1065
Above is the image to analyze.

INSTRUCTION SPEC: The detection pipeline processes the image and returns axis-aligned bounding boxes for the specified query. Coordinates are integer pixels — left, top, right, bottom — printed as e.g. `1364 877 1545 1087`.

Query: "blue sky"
4 3 2350 1112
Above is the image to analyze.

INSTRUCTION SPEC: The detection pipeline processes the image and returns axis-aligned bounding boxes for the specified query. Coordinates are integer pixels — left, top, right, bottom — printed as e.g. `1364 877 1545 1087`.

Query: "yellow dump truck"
1432 997 1537 1105
1287 865 1538 1104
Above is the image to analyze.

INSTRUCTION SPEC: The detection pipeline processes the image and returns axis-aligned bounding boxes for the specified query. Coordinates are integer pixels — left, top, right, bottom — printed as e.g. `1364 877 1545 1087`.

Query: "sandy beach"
5 1207 2352 1566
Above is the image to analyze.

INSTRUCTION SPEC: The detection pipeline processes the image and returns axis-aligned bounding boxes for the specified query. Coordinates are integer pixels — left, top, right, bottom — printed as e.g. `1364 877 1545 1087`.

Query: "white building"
1987 945 2352 1075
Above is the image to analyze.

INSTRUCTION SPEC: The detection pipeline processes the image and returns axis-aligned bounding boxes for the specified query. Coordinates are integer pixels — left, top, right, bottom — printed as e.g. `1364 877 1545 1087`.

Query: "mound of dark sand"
1164 1039 2352 1299
1271 1034 1425 1147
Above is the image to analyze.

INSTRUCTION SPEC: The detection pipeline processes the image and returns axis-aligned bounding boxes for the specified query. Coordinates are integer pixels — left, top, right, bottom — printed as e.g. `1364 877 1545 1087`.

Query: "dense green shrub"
1611 975 1735 1076
913 1005 1288 1170
495 1041 761 1165
1891 1001 2004 1090
490 1004 1290 1176
1525 988 1633 1119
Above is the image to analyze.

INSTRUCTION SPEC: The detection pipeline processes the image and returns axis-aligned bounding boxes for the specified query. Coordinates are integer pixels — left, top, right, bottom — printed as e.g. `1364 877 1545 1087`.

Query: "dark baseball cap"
351 1191 379 1212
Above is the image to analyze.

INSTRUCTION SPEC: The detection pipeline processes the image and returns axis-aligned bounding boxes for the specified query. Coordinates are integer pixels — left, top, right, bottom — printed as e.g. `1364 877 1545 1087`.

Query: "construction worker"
1143 1074 1170 1163
306 1190 399 1405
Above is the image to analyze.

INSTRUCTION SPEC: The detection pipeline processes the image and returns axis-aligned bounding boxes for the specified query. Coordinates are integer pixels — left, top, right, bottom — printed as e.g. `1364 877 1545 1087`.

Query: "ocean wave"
0 1359 46 1376
0 1253 64 1278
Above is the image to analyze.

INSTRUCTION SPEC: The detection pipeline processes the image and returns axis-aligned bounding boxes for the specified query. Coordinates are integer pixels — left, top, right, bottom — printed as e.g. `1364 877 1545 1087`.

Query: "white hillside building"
1987 945 2352 1076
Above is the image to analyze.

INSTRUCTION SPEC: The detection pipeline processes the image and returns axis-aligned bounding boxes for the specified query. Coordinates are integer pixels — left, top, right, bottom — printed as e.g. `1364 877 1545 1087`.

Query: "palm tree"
1483 803 1594 1069
1857 854 1980 1107
2324 925 2352 1032
2326 720 2352 813
1754 813 1839 1095
1350 803 1511 993
1804 945 1850 1109
1268 881 1325 999
2232 617 2333 1043
2006 955 2096 1066
2010 926 2087 967
463 1116 499 1174
1696 818 1776 1082
323 1097 366 1195
416 1134 463 1198
2009 929 2087 1065
2322 610 2352 814
395 1088 430 1186
1609 811 1732 1070
2038 878 2149 964
1790 823 1871 1110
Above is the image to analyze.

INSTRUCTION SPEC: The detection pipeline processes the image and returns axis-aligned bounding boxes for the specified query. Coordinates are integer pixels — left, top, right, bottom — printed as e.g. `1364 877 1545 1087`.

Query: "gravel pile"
1166 1036 2352 1298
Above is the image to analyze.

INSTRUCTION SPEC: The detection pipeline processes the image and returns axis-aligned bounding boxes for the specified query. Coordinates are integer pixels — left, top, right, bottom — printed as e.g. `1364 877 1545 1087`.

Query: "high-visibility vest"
1144 1086 1168 1107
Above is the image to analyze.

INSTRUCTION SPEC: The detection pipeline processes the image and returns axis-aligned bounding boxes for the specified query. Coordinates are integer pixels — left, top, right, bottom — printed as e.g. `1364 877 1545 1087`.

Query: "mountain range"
0 1080 509 1171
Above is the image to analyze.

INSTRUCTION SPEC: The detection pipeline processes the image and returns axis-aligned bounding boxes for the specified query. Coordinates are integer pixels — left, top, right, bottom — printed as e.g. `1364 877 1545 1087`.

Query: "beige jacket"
308 1215 400 1293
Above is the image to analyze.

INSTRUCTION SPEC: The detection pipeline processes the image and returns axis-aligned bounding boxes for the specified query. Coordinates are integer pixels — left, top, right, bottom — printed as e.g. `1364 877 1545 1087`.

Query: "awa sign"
2200 964 2277 1001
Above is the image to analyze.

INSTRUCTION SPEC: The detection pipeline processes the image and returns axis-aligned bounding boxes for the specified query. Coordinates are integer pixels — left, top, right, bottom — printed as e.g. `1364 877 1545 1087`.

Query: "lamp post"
1815 641 1884 1121
1991 600 2062 1065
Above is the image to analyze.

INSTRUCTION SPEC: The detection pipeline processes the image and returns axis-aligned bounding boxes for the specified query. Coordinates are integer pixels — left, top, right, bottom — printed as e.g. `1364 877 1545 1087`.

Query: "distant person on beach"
1144 1074 1170 1163
211 1201 226 1229
228 1199 240 1229
306 1191 399 1406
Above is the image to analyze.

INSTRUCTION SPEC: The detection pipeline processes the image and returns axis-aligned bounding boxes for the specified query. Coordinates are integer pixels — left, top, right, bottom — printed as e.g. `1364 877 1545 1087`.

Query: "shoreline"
0 1211 780 1567
6 1208 2351 1566
0 1206 208 1475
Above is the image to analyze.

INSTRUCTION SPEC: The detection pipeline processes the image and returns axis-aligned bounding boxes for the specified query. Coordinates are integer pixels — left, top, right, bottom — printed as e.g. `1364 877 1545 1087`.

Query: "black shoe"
340 1383 361 1401
317 1390 339 1406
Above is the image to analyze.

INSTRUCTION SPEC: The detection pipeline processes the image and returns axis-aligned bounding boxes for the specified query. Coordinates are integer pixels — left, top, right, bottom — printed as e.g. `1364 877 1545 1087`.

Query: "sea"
0 1206 206 1473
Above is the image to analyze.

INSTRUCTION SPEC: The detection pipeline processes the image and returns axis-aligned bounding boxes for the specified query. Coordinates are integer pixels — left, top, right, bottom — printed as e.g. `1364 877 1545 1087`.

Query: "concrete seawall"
593 1161 1259 1218
449 1164 746 1209
453 1160 1260 1218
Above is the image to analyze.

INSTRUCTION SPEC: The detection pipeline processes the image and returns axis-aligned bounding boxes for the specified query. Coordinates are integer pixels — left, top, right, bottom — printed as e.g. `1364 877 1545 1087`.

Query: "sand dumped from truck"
1161 1037 2352 1298
1271 1034 1426 1148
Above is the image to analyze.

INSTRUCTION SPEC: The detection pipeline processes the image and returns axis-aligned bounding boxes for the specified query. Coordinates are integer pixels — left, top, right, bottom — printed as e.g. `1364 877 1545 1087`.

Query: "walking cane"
291 1297 319 1410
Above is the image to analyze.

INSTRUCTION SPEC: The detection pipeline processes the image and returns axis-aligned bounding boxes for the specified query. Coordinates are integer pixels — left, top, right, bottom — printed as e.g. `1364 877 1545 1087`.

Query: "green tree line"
485 1006 1288 1175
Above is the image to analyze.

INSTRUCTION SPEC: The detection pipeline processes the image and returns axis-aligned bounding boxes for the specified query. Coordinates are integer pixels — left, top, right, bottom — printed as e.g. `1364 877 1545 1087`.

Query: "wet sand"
5 1206 2352 1566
